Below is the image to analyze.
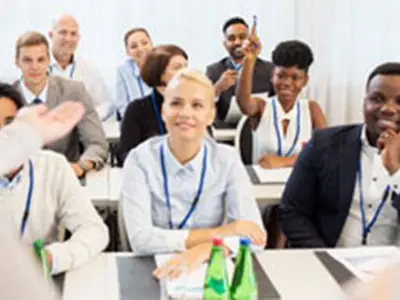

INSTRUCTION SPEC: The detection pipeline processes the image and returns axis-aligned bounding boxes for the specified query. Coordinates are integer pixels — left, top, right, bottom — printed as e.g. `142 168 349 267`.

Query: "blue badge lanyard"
160 144 208 229
272 98 301 157
229 60 242 72
357 159 391 245
151 92 165 134
20 160 34 237
130 60 145 97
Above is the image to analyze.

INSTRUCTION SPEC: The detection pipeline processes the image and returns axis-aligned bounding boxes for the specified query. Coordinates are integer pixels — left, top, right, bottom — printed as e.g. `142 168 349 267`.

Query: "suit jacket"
14 76 108 167
206 57 274 128
280 124 400 248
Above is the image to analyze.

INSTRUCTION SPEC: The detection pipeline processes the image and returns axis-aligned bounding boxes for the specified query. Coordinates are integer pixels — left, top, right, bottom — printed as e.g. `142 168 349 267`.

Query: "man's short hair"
15 31 49 58
0 83 24 110
366 62 400 90
222 17 248 34
123 27 151 47
141 45 188 87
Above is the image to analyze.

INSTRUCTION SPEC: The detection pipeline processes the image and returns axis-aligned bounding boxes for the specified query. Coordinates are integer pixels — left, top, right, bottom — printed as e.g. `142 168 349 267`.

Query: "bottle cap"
212 237 223 246
240 237 251 246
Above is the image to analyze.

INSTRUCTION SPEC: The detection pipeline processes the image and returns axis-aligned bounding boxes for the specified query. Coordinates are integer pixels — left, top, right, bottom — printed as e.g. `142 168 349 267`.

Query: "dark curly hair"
366 62 400 89
272 40 314 73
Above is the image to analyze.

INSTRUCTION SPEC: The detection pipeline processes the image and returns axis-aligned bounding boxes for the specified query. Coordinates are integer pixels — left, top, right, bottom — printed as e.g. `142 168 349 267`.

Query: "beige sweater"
0 150 109 274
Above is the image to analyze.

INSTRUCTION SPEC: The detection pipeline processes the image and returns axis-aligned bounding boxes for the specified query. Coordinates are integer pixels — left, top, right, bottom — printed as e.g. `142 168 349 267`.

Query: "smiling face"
162 76 215 142
271 66 308 105
223 23 248 60
49 16 80 59
16 44 50 87
364 74 400 145
125 30 153 66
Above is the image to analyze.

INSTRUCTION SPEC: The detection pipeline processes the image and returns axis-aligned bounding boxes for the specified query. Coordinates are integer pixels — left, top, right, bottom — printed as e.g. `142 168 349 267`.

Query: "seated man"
13 31 109 177
281 62 400 248
0 82 109 274
206 17 273 128
48 14 113 120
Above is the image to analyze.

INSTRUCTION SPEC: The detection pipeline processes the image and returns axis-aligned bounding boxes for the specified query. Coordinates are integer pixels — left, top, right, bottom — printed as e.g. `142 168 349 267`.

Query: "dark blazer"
206 57 274 128
280 124 400 248
14 76 108 167
116 90 165 167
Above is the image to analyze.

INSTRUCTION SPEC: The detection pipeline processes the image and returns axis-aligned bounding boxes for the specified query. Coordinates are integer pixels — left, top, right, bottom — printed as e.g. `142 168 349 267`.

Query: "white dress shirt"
337 127 400 246
49 55 113 120
19 80 48 104
122 135 264 254
0 150 109 274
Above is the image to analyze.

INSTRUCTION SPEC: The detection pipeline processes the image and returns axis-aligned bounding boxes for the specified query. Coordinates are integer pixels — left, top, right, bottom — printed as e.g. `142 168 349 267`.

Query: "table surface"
102 121 236 143
63 247 395 300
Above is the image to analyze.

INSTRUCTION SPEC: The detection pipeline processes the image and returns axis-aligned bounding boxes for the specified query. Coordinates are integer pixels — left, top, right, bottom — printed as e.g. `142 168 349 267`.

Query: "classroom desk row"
83 165 286 207
62 246 398 300
102 121 237 144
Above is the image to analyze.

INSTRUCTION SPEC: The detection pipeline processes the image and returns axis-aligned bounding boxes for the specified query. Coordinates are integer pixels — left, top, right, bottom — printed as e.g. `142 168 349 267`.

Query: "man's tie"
32 98 42 105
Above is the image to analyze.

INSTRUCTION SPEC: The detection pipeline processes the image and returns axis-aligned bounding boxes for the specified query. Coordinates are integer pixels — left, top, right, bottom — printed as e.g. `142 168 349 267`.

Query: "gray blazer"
14 76 108 167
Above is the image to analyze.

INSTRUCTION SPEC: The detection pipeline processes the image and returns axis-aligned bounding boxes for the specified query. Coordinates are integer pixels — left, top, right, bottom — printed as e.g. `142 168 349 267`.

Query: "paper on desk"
225 93 268 124
155 254 234 299
253 165 292 183
328 247 400 282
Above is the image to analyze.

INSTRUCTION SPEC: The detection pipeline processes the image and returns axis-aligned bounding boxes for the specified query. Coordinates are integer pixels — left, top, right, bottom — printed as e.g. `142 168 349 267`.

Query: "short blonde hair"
15 31 49 58
166 68 215 100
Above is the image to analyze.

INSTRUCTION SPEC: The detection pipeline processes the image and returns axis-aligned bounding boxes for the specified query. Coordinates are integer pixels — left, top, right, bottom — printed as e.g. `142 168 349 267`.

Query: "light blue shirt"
122 135 264 254
0 168 24 189
116 59 152 118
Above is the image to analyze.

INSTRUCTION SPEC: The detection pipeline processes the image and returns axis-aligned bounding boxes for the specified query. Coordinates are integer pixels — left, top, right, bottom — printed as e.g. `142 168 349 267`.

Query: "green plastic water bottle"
203 237 230 300
230 237 258 300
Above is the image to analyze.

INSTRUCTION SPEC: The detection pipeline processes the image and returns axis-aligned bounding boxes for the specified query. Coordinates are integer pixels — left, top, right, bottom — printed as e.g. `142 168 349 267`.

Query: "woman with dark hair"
116 28 154 118
237 34 327 168
116 45 188 166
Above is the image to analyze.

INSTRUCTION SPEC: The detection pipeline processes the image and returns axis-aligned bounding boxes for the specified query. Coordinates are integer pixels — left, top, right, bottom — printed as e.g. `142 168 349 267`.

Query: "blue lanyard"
358 159 391 245
160 144 208 229
130 60 145 97
20 160 34 237
272 98 301 157
229 60 242 72
151 92 165 134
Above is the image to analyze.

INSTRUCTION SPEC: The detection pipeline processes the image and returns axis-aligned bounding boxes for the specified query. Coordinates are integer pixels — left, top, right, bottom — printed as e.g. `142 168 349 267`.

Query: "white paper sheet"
252 165 292 183
327 247 400 282
155 254 234 299
225 93 268 124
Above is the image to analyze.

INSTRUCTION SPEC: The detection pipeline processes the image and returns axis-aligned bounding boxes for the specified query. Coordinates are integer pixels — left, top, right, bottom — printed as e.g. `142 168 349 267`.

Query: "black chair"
234 116 253 164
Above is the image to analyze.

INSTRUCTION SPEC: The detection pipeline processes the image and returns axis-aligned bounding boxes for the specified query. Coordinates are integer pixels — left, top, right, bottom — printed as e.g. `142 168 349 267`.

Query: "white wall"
1 0 400 125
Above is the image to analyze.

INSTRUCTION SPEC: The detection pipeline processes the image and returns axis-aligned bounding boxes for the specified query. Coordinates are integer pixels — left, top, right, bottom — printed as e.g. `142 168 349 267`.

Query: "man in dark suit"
281 62 400 248
13 31 108 177
206 17 274 128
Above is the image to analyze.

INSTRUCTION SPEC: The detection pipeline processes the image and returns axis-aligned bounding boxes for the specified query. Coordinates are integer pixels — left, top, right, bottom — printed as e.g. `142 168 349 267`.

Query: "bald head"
49 14 80 63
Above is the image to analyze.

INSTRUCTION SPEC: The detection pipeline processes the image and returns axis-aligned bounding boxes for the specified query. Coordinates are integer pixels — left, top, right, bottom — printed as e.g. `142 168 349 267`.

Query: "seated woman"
116 45 188 166
116 27 154 119
236 33 327 168
122 68 266 279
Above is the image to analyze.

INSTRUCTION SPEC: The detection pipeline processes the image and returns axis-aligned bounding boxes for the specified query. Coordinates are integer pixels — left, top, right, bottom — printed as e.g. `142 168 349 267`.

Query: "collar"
227 58 242 71
126 59 141 77
20 79 49 104
0 165 25 189
273 97 298 120
360 125 379 159
162 137 205 176
152 89 164 105
50 54 76 72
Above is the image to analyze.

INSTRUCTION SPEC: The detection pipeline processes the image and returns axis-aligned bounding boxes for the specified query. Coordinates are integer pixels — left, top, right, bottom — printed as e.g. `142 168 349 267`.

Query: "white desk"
102 121 120 144
106 167 282 206
213 128 236 142
83 168 109 207
65 248 382 300
102 122 236 144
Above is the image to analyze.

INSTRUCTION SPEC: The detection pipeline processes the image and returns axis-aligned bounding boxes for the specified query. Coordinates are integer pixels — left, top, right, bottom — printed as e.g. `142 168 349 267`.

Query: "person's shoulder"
49 75 84 91
255 57 274 70
124 136 162 166
76 56 101 72
204 137 240 165
30 150 69 168
312 124 363 149
206 58 228 73
124 95 151 115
